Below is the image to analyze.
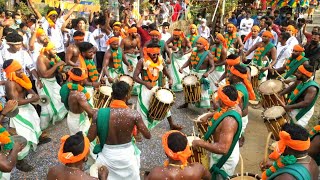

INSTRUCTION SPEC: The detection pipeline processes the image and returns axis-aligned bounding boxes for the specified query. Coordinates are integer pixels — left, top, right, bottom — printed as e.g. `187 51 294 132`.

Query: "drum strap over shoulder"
93 108 111 154
284 57 309 79
235 83 249 111
204 110 242 180
60 84 70 110
268 164 311 180
159 40 165 53
195 50 210 72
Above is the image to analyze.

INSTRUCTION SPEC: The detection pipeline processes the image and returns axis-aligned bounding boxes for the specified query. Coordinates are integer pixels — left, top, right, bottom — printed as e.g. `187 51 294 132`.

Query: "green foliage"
0 0 6 11
16 2 33 15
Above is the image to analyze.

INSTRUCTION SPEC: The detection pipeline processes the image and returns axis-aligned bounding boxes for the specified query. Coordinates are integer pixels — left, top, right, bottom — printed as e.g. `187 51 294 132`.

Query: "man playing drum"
146 130 211 180
229 65 256 147
261 123 318 180
120 27 141 95
244 31 277 83
4 60 50 171
225 23 244 56
65 31 85 66
102 37 133 85
133 43 181 130
187 24 201 49
178 37 215 109
192 85 242 179
166 29 192 92
87 81 151 180
209 33 227 92
279 64 319 127
36 42 68 130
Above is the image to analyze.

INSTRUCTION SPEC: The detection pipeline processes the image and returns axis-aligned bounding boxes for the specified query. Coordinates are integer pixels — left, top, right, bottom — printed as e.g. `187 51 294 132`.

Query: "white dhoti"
0 172 10 180
191 69 211 109
85 86 94 107
67 111 90 135
208 65 226 92
169 52 190 92
96 142 140 180
105 67 122 87
137 84 171 129
37 77 68 130
210 141 240 176
241 115 248 135
123 53 139 95
289 106 315 127
10 104 42 160
252 61 268 83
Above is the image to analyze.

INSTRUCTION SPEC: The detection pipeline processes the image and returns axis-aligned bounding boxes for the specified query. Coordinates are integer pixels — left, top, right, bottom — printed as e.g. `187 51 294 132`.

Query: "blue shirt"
228 18 237 26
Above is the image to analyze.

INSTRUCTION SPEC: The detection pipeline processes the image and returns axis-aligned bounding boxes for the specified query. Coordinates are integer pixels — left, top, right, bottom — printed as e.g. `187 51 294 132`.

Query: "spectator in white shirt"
160 22 171 42
274 32 292 69
243 25 262 63
29 23 49 65
286 25 299 51
198 19 210 39
239 11 254 37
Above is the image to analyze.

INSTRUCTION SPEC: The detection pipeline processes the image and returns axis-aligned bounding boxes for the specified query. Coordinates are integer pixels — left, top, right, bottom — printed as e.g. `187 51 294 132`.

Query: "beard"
291 54 299 59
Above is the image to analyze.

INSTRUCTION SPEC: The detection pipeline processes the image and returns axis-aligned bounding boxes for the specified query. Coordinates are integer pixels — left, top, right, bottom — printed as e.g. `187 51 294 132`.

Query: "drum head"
250 66 258 77
100 86 112 96
89 162 103 178
119 75 133 86
263 106 285 119
156 88 174 104
6 106 19 118
182 74 198 85
187 136 200 147
258 79 283 94
11 135 27 148
196 112 211 122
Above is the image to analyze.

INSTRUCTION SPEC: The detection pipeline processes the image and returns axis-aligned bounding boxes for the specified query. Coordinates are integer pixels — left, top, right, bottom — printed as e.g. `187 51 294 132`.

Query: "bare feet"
169 123 183 130
38 135 51 146
16 159 34 172
177 103 188 109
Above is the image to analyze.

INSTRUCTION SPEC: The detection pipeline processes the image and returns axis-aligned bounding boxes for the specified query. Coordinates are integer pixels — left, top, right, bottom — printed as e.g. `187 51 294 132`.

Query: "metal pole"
211 0 221 22
220 0 225 28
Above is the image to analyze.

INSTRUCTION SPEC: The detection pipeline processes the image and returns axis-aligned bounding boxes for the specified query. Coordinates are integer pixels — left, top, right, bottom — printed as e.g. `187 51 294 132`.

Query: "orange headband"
68 68 88 81
40 41 55 54
127 27 137 34
293 44 304 52
106 37 119 45
4 60 22 79
216 33 227 48
230 66 256 100
73 36 85 40
226 57 241 66
173 30 185 38
150 30 161 38
58 134 90 164
252 25 260 32
162 130 191 167
227 23 237 33
189 24 198 35
36 28 45 38
298 65 312 78
287 25 297 34
143 47 161 56
262 31 274 39
269 131 310 160
197 37 209 50
216 86 239 107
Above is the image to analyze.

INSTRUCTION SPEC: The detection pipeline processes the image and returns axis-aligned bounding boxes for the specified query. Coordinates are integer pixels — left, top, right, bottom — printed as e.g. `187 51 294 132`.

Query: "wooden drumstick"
272 88 286 107
193 126 196 137
98 66 105 82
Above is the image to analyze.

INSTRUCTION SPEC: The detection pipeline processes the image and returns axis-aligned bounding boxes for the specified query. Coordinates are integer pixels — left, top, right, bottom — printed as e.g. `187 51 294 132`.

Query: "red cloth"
138 27 151 47
272 24 281 37
305 32 312 43
172 3 181 22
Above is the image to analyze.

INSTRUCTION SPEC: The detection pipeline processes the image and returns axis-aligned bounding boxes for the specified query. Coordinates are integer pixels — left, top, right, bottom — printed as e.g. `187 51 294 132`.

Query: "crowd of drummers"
0 0 319 179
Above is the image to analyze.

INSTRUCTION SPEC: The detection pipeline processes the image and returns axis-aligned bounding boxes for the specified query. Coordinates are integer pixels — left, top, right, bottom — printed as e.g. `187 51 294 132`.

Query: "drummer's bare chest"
123 39 138 50
14 83 27 100
193 56 210 70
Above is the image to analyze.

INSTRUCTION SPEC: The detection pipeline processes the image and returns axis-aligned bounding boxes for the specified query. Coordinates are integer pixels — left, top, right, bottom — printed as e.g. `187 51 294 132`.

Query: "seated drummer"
146 130 211 180
279 64 319 127
47 132 108 180
274 44 309 81
60 68 96 135
229 65 256 147
192 85 242 179
133 42 181 130
261 123 318 180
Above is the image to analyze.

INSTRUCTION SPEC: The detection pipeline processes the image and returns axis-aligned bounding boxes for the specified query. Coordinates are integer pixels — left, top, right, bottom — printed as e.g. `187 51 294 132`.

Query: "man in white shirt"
160 22 171 42
28 0 80 61
29 23 49 64
198 19 210 39
286 25 299 51
243 25 262 63
239 11 254 37
274 32 292 69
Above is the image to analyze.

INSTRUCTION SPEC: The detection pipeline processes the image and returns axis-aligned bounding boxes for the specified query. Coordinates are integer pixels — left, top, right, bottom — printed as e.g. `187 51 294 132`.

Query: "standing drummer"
192 85 242 179
133 43 181 130
229 65 255 147
178 37 215 109
65 31 85 66
279 64 319 127
146 130 211 180
102 37 133 86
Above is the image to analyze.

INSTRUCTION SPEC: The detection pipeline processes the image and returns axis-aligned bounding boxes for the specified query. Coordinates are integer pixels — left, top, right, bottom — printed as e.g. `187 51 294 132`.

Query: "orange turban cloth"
226 56 241 66
189 24 198 35
40 41 55 54
127 27 137 34
216 33 227 48
230 66 256 100
162 130 191 168
68 68 88 81
173 30 185 38
3 60 32 90
150 30 161 38
262 31 274 39
287 25 298 35
215 86 240 107
197 37 209 50
244 26 260 43
298 65 313 78
106 37 119 45
58 134 90 164
36 28 45 38
143 47 161 57
269 131 310 160
3 60 22 80
227 23 237 33
293 44 304 52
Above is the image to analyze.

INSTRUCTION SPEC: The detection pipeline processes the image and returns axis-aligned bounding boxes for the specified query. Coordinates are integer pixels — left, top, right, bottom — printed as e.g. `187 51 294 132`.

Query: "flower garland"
189 35 197 46
190 50 201 66
213 107 229 121
261 155 297 180
288 80 310 104
285 55 304 70
252 45 265 66
67 83 90 100
225 32 237 48
309 125 320 138
11 73 33 90
49 55 63 72
84 59 99 82
173 38 183 50
211 44 222 62
143 56 163 86
0 125 13 150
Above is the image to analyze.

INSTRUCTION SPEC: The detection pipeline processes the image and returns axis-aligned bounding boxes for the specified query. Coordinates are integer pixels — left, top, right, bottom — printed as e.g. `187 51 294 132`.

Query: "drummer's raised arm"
279 81 299 96
269 47 278 68
244 42 259 57
166 37 174 48
102 50 112 79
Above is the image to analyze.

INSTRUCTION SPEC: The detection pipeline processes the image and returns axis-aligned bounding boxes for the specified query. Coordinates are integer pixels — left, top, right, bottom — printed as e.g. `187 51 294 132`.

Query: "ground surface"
11 10 320 179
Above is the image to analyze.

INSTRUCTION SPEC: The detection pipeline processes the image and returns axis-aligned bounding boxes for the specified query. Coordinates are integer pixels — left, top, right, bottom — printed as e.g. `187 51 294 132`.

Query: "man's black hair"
282 123 308 141
63 131 85 156
233 64 247 74
70 68 83 77
167 132 188 153
222 85 238 101
226 54 239 60
111 81 130 100
75 17 87 25
78 42 94 53
3 59 13 70
73 30 85 38
5 32 23 43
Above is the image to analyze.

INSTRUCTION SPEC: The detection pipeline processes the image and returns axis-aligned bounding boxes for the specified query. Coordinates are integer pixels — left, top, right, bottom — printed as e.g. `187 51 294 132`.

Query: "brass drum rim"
258 79 284 95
